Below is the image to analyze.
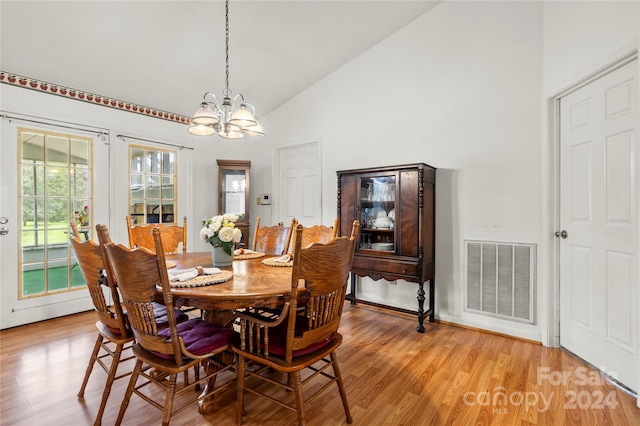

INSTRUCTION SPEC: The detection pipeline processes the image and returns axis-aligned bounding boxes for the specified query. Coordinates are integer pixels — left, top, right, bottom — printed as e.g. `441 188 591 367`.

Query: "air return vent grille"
465 240 535 323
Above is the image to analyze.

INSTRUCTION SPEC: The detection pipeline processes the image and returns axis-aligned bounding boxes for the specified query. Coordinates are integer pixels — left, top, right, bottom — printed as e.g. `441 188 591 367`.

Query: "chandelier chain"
188 0 263 137
224 0 230 96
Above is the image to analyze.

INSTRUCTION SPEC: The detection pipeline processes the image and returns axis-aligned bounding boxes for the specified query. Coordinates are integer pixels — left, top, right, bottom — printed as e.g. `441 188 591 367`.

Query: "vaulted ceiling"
1 1 442 119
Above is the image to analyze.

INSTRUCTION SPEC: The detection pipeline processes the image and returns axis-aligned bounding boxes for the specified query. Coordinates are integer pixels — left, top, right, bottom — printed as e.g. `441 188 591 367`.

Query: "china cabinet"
337 163 435 332
217 159 250 248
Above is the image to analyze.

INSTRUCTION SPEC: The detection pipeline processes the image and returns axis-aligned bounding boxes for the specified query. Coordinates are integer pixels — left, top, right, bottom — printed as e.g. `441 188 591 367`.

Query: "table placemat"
234 251 265 260
166 261 177 269
261 256 293 267
170 270 233 288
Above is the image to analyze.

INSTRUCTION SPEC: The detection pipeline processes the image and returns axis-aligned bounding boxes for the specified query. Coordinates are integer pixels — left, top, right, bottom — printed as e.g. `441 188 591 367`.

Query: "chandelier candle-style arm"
188 0 263 139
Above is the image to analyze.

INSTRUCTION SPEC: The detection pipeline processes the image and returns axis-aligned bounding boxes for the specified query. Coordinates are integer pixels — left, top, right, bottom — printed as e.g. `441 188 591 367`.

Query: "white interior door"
559 59 638 391
0 119 110 329
276 141 321 226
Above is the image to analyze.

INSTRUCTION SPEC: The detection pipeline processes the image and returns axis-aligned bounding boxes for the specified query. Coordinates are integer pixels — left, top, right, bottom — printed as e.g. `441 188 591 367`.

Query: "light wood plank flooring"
1 304 639 425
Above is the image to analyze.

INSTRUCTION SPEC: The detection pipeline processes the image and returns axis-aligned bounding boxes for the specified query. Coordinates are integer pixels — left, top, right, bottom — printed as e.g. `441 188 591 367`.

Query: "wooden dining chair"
125 216 201 317
126 215 187 253
103 227 236 426
96 224 197 384
252 216 295 255
287 217 339 255
233 220 360 425
71 225 135 426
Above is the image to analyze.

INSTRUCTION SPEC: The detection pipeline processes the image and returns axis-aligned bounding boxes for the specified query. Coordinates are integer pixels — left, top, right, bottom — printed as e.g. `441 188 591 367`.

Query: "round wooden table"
165 251 294 324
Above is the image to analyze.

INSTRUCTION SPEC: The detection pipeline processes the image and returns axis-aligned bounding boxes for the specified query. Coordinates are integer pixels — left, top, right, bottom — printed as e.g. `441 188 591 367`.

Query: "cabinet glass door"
217 159 251 248
220 169 247 219
359 175 396 252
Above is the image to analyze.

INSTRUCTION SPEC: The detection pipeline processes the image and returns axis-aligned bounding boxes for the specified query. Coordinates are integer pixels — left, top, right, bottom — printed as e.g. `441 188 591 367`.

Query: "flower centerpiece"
200 213 243 266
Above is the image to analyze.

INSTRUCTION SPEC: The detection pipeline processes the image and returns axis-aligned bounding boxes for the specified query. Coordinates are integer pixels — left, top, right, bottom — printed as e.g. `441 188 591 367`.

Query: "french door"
0 120 109 329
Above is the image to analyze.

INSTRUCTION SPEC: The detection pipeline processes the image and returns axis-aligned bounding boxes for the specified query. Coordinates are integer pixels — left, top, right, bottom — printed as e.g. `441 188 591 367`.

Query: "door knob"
554 230 568 239
0 227 8 236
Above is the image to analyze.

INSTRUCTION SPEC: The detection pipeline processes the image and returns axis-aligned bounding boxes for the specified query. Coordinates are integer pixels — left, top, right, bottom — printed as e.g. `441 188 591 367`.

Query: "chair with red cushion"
71 225 134 426
103 227 235 426
233 220 360 425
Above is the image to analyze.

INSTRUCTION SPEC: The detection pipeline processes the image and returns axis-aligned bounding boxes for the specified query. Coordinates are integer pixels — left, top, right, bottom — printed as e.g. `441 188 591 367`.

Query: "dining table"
163 250 297 413
164 251 296 324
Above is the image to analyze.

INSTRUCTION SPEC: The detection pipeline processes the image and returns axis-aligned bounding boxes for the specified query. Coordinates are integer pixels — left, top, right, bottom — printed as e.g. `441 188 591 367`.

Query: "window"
19 128 91 298
129 145 177 225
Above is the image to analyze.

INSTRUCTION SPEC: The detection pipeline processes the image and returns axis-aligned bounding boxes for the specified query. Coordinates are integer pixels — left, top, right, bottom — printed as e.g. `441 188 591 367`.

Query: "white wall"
543 0 639 94
257 1 544 340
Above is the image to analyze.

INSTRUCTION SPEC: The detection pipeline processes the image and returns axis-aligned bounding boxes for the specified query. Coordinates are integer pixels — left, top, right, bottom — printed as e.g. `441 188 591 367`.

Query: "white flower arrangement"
200 213 243 255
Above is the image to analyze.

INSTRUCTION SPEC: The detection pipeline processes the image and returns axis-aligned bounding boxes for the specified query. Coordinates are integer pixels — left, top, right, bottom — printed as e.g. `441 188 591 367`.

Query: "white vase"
211 245 234 267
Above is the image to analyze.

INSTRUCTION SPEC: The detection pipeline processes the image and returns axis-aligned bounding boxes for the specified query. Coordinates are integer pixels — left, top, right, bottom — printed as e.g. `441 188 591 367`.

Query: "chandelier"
188 0 263 138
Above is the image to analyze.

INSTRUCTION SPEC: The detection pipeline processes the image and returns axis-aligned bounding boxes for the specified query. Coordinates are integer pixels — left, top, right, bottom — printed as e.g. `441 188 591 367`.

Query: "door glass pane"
21 132 44 162
46 135 68 166
146 175 160 198
162 200 175 223
130 173 144 198
70 138 89 166
22 231 44 262
18 128 92 299
146 150 161 174
47 261 69 291
22 264 45 296
131 147 144 172
162 176 174 197
162 151 174 174
46 198 69 230
46 226 68 247
21 164 45 196
46 167 69 196
71 168 90 199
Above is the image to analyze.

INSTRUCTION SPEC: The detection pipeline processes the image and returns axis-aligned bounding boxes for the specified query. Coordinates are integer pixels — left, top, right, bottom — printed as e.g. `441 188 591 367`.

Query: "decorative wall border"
0 70 191 125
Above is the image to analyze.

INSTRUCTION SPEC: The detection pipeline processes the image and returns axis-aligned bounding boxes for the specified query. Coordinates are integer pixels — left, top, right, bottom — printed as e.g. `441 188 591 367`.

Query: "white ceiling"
1 1 442 119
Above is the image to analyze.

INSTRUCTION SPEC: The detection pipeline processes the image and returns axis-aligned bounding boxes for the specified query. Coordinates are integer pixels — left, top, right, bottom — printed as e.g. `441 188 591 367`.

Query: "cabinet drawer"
352 255 417 277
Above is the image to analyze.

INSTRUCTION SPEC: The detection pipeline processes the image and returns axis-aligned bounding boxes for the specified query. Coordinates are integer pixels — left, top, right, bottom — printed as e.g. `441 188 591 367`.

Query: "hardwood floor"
1 304 638 425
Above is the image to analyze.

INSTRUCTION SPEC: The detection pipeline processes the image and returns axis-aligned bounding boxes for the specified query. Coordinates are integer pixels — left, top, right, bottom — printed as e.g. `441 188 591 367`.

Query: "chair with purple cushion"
96 225 188 328
103 226 235 426
233 220 360 425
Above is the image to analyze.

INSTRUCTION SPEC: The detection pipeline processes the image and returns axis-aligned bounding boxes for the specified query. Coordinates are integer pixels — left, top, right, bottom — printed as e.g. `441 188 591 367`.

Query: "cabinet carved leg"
416 282 426 333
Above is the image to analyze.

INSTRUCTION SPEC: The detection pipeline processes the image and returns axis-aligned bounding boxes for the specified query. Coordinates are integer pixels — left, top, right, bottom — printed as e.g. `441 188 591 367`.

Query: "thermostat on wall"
259 194 271 205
